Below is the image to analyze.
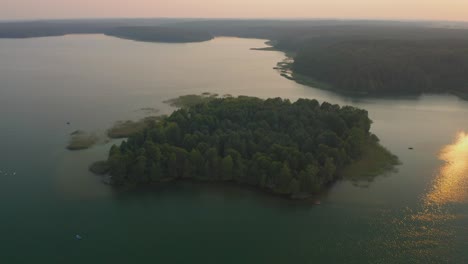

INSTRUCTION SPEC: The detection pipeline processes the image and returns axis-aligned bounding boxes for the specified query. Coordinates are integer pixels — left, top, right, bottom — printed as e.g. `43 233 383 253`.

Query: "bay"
0 35 467 263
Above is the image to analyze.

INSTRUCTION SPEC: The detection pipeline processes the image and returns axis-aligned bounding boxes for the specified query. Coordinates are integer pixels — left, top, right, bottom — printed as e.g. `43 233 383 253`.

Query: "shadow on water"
347 168 399 189
109 180 327 210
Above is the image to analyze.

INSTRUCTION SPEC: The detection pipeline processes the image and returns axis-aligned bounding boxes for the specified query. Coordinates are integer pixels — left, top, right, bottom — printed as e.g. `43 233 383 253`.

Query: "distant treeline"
0 20 213 43
0 20 121 38
100 96 390 197
2 19 468 96
105 26 213 43
165 20 468 97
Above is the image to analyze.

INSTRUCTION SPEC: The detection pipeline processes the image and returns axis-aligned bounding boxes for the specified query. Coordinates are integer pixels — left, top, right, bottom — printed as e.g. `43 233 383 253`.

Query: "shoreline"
90 140 398 200
257 41 468 101
89 95 400 201
104 33 214 44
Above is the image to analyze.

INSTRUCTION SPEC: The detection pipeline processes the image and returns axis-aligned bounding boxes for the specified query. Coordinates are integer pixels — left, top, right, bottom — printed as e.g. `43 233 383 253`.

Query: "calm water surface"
0 35 467 263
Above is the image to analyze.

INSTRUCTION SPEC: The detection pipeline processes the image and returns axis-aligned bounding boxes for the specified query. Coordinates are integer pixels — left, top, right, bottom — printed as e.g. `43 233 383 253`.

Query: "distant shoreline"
266 45 468 101
104 26 214 43
2 19 468 100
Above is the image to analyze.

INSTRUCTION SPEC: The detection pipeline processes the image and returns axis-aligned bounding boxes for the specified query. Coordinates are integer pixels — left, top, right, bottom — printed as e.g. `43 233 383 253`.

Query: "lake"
0 35 467 263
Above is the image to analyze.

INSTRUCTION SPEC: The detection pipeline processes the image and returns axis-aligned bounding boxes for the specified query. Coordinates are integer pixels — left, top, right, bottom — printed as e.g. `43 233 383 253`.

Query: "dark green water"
0 35 467 263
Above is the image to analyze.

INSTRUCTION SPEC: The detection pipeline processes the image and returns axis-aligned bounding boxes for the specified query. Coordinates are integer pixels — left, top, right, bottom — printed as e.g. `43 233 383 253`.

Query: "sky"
2 0 468 21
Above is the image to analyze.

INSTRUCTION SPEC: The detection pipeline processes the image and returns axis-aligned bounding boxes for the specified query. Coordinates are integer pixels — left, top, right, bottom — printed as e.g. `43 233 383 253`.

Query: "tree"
321 158 337 182
276 162 293 194
288 178 301 195
167 153 177 179
299 164 320 193
149 161 163 181
131 155 148 183
165 122 182 145
221 155 234 181
108 149 127 185
189 149 204 178
145 141 161 162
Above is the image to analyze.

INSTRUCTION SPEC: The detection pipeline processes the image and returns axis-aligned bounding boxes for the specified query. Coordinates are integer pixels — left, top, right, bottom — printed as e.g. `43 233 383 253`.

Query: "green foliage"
67 130 99 150
293 39 468 96
89 161 110 175
105 26 213 43
221 155 234 181
107 116 163 139
163 93 219 108
104 96 387 197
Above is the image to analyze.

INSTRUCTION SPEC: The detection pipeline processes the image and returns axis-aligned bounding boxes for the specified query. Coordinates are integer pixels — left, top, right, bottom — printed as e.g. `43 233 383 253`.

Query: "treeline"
164 20 468 97
5 20 468 94
293 38 468 95
4 19 468 97
0 20 122 38
105 26 213 43
0 19 184 38
104 96 380 197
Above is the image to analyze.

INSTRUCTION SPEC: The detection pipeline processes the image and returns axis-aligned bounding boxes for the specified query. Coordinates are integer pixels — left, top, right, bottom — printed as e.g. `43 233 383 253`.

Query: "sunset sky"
2 0 468 21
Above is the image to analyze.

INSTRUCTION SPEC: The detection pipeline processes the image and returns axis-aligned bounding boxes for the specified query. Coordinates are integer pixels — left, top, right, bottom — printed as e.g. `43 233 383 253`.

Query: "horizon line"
1 16 468 24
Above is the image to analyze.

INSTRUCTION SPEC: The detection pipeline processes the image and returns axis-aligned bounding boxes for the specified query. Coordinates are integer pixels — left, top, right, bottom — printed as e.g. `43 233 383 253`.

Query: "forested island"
93 96 398 198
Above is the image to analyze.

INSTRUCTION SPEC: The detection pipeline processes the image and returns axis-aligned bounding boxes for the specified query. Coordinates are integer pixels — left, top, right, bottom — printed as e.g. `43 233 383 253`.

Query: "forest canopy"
292 38 468 96
100 96 397 198
105 26 213 43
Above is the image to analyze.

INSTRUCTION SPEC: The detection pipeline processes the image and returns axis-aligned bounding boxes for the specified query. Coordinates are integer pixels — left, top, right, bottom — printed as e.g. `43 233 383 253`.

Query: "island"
92 96 398 199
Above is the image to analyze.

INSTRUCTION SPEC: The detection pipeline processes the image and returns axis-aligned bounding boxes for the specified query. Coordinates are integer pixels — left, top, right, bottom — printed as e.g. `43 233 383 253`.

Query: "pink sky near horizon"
2 0 468 21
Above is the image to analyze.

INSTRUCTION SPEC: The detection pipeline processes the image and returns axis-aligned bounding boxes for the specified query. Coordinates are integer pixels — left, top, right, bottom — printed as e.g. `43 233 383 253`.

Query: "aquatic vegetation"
138 107 160 115
67 130 99 150
107 120 149 139
107 116 164 139
67 115 164 152
340 140 400 186
163 93 219 108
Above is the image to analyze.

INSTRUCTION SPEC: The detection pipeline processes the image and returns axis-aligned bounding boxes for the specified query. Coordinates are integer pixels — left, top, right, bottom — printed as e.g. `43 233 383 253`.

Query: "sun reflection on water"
379 132 468 263
425 131 468 206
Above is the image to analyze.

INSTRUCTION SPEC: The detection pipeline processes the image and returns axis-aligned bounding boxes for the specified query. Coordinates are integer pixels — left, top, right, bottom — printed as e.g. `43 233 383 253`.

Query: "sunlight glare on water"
426 131 468 206
383 132 468 263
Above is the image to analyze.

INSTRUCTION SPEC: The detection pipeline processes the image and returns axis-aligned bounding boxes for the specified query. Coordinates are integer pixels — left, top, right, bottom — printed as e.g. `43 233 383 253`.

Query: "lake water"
0 35 467 263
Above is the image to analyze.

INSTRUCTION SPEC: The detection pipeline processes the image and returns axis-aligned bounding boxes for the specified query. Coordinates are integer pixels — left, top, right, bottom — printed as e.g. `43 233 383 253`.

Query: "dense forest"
292 38 468 96
99 96 394 198
105 26 213 43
